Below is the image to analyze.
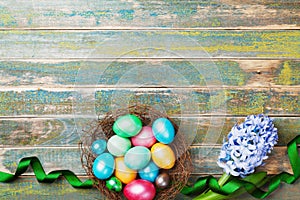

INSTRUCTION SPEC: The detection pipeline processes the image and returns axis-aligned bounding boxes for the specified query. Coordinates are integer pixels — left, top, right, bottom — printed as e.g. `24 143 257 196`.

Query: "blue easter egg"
91 139 107 155
138 161 159 182
92 153 115 180
152 118 175 144
124 146 151 170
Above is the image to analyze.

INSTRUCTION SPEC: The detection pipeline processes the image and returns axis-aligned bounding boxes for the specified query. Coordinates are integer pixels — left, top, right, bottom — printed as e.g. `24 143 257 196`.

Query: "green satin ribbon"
0 156 93 188
181 135 300 199
0 135 299 199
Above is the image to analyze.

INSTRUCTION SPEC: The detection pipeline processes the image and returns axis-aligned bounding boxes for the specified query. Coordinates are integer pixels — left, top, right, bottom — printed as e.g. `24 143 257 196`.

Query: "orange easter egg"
151 143 175 169
115 157 137 184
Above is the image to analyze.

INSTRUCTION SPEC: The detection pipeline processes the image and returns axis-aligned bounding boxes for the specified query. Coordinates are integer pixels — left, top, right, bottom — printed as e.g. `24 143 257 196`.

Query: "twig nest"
80 105 192 200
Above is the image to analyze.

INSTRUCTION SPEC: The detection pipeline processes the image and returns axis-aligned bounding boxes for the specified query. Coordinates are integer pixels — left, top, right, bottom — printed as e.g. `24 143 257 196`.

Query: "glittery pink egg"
123 179 156 200
131 126 156 148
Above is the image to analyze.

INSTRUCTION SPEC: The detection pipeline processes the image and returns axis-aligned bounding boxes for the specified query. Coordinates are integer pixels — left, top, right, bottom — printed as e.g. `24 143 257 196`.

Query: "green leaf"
225 172 268 198
243 172 267 184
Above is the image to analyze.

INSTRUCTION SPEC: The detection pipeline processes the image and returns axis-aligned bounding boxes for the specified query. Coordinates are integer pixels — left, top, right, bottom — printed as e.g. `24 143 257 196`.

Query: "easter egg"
123 179 156 200
124 146 151 170
155 173 170 189
131 126 156 148
113 114 143 137
138 161 159 182
115 157 137 184
106 176 122 192
92 153 115 180
107 135 131 157
91 139 107 155
152 118 175 144
151 143 175 169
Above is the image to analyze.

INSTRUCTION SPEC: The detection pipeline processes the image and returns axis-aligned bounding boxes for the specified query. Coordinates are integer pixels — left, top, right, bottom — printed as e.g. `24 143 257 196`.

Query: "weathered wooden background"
0 0 299 199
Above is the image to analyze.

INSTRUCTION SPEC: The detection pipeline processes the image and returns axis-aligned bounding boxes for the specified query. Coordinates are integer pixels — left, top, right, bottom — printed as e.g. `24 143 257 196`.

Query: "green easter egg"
106 176 122 192
113 114 143 137
107 135 131 157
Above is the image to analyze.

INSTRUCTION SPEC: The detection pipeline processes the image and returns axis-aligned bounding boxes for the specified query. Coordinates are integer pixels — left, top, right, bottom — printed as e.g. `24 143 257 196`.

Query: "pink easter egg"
131 126 156 148
123 179 156 200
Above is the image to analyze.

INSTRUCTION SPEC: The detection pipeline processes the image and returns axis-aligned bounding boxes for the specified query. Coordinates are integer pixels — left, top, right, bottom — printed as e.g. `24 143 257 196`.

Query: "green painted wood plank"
0 88 298 116
191 146 295 175
1 60 299 87
0 117 299 146
0 0 299 28
0 176 102 200
1 176 299 200
0 30 299 59
0 118 76 146
0 146 296 176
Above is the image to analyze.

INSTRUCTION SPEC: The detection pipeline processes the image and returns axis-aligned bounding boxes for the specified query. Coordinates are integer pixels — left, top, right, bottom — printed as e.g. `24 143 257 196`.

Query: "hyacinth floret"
217 114 278 177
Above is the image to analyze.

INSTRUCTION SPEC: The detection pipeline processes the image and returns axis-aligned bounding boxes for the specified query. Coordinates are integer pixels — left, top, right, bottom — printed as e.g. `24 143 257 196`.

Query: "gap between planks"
0 85 299 91
1 26 300 31
1 145 298 150
1 57 300 61
1 114 300 119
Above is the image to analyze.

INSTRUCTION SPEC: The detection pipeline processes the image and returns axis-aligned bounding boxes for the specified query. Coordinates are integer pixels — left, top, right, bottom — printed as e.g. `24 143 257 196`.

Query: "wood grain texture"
0 117 299 146
0 145 297 176
0 88 298 116
0 60 299 86
1 0 299 198
0 30 300 59
0 0 299 29
0 176 103 200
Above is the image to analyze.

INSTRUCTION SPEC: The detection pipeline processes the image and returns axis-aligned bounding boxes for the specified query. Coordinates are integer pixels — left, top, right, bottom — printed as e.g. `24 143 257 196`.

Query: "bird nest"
80 104 192 200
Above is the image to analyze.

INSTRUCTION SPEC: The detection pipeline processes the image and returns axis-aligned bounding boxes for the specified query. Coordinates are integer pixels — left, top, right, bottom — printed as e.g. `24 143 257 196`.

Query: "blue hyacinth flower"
217 114 278 177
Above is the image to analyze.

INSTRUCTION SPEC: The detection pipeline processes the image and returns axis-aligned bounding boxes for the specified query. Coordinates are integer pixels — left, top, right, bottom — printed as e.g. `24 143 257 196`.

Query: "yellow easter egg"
115 157 137 184
151 143 175 169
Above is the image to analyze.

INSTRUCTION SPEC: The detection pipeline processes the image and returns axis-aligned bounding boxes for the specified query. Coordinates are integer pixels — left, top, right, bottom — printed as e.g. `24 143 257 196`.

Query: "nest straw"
80 104 192 200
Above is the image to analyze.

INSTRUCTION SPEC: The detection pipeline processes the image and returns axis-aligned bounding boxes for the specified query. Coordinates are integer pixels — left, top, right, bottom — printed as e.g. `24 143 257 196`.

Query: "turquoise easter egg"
152 118 175 144
92 153 115 180
124 146 151 170
91 139 107 155
138 161 159 182
107 135 131 157
113 114 143 137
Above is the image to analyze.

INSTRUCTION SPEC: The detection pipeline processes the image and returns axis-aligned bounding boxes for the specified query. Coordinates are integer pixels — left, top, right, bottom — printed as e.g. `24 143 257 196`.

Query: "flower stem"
218 173 231 186
193 190 227 200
